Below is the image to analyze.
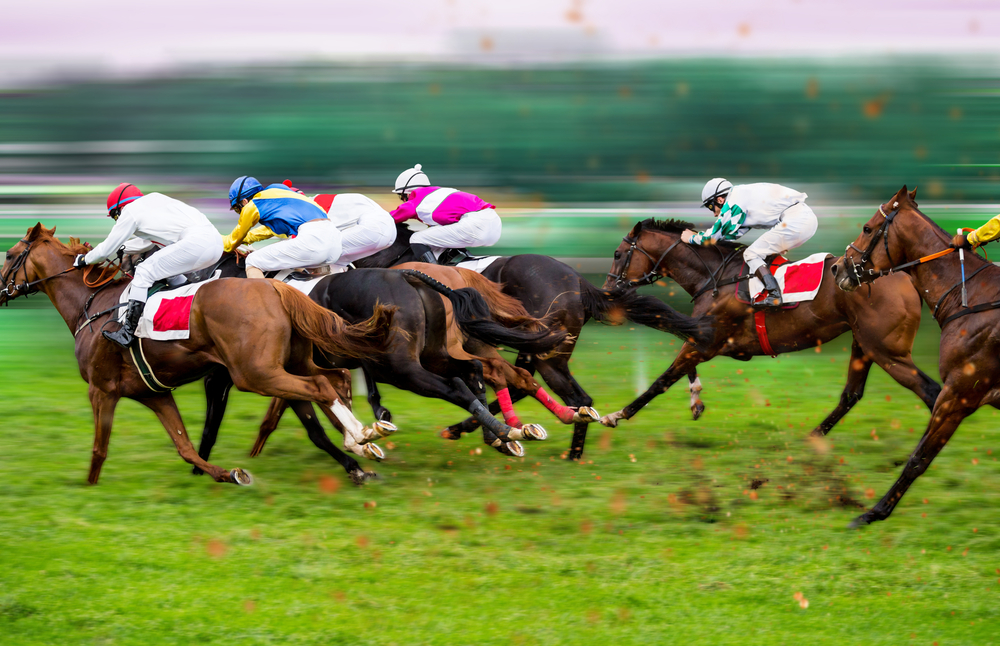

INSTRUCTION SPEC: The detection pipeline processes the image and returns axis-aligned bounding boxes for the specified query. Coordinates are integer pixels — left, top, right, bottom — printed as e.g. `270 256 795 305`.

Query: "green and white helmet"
701 178 733 209
393 164 431 194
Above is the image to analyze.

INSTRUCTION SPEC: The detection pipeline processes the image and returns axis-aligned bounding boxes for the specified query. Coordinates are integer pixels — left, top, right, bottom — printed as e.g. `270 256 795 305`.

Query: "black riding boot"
410 243 438 265
103 299 143 348
754 266 783 308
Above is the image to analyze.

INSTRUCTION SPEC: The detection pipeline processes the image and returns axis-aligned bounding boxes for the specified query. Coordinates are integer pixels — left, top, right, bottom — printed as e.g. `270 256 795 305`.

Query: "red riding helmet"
106 183 144 217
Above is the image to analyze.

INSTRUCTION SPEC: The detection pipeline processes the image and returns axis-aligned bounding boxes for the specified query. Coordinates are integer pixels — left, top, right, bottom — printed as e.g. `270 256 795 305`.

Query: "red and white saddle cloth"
119 274 220 341
747 252 830 304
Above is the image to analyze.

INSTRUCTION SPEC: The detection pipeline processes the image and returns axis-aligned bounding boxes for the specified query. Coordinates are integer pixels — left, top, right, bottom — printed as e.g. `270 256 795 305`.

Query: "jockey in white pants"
681 178 818 308
310 191 397 267
389 164 502 264
223 177 342 278
73 183 223 348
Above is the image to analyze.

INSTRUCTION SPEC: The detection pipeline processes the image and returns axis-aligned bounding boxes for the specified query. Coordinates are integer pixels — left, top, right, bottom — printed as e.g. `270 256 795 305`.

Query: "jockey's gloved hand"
952 233 972 250
73 254 88 269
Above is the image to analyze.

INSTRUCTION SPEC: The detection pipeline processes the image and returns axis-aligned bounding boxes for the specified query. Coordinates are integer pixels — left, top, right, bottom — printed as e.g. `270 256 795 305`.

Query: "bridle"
842 202 957 287
1 238 127 304
606 232 683 289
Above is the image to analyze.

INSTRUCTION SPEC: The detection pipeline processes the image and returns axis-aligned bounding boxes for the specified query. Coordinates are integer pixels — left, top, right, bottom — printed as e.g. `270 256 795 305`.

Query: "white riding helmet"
701 178 733 208
393 164 431 194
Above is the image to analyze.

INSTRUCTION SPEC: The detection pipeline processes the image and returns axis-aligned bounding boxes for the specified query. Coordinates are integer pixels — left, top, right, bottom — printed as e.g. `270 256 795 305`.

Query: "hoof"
848 513 874 529
519 423 548 441
600 411 625 428
362 443 386 462
439 428 463 440
230 468 253 486
376 407 393 423
573 406 600 423
374 420 398 438
691 402 705 421
499 441 525 458
349 468 377 485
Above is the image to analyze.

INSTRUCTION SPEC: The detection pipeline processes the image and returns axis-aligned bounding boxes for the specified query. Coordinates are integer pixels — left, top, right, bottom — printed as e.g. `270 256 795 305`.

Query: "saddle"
438 248 485 266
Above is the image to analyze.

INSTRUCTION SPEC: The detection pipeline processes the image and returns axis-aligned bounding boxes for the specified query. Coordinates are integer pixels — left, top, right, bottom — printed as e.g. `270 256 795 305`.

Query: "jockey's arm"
389 201 417 223
967 213 1000 247
243 225 284 246
85 211 139 264
222 201 263 253
690 205 744 246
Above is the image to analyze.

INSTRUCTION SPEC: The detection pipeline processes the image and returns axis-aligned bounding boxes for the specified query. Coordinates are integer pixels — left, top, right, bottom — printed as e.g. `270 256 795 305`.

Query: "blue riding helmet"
228 176 264 208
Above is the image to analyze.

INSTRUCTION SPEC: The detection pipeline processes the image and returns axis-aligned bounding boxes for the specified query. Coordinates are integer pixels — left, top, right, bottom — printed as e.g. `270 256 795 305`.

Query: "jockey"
681 178 818 308
279 182 396 269
72 183 223 348
389 164 502 264
223 176 343 279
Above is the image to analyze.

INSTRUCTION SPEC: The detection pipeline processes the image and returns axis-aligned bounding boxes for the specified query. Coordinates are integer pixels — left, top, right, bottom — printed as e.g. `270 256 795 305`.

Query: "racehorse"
192 255 571 464
0 224 395 485
354 222 709 459
599 217 941 435
831 185 1000 526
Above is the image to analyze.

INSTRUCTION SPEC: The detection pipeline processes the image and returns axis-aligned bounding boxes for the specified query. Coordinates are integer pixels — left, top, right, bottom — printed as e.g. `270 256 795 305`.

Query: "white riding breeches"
246 219 342 272
128 228 222 303
743 202 818 274
335 210 398 266
409 208 502 254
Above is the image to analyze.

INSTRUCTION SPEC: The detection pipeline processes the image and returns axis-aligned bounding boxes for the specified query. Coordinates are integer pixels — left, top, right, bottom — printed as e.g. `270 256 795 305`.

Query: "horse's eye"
863 226 872 234
614 251 621 260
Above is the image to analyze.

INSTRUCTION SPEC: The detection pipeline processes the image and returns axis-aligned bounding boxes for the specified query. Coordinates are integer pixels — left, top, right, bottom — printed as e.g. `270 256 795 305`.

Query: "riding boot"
753 266 783 308
103 299 143 348
410 243 438 265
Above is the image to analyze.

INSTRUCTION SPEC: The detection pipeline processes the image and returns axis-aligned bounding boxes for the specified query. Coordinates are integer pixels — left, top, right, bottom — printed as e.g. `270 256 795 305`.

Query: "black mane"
637 218 694 234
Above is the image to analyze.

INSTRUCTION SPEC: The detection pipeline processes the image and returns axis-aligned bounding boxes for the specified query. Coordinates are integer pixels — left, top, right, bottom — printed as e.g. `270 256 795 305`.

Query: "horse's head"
603 218 689 290
831 186 919 292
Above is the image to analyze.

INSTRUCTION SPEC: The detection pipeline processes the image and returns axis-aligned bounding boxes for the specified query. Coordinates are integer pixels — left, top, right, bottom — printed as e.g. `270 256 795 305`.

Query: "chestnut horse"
831 186 1000 526
599 218 940 435
0 224 394 485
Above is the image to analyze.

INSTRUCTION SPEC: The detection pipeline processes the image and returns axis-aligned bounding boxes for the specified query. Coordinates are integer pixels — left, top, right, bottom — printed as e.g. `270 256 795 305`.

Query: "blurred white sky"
3 0 1000 84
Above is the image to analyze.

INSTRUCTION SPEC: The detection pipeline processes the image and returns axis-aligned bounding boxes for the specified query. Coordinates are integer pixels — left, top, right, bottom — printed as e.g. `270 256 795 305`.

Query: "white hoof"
362 443 386 461
230 468 253 486
600 411 625 428
359 420 398 443
573 406 600 423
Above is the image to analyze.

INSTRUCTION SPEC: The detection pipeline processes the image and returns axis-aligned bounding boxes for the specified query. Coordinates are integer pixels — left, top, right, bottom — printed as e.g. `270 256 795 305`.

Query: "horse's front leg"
601 343 706 427
87 385 119 485
687 371 705 420
362 366 392 422
194 368 234 474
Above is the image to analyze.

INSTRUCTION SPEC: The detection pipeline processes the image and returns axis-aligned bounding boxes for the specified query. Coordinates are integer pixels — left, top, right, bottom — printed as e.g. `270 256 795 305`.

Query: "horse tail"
400 269 568 354
579 279 713 347
453 268 545 330
271 281 396 359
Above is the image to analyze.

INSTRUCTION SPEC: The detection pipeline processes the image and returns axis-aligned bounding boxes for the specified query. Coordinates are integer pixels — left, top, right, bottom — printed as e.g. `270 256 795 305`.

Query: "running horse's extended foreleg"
140 393 251 485
362 365 392 422
811 339 873 437
687 371 705 420
287 400 372 484
87 385 119 485
194 368 234 474
441 352 535 438
601 341 707 427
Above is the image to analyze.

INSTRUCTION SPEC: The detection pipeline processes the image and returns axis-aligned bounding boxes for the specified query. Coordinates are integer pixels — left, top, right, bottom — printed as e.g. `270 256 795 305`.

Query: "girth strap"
754 311 777 358
128 339 175 393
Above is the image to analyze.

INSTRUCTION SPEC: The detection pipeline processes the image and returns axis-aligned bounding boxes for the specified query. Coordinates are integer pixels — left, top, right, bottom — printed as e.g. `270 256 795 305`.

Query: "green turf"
1 304 998 645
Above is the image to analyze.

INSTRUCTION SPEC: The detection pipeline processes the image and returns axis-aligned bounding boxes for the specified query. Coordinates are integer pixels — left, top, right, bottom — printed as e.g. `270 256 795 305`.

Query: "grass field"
2 303 999 645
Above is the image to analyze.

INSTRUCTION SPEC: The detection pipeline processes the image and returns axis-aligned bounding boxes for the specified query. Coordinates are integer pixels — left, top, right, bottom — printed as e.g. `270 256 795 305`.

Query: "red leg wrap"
496 388 521 427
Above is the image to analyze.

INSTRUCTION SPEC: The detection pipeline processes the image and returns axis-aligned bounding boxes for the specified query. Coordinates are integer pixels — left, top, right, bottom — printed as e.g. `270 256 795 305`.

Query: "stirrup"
754 291 783 308
103 326 136 348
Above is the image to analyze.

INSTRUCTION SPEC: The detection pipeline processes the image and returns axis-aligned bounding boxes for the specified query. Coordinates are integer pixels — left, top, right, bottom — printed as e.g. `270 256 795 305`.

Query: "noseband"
607 234 682 289
0 239 36 301
842 204 899 286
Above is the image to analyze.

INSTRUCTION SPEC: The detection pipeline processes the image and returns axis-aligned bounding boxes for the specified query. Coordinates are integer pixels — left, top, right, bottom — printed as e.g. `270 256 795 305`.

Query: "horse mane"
635 217 744 253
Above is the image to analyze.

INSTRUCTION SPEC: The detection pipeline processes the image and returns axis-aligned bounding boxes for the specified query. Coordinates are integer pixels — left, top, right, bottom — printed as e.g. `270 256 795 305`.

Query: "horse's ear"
25 222 44 241
908 186 918 205
890 185 909 208
69 236 80 247
630 220 644 237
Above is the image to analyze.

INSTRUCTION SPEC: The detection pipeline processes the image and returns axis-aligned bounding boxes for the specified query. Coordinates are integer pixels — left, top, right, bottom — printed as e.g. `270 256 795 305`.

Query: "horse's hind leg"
601 342 706 427
194 369 234 475
87 386 119 485
811 339 873 437
139 393 251 485
442 352 534 438
363 366 392 422
687 371 705 420
532 356 599 460
287 400 372 484
250 397 289 457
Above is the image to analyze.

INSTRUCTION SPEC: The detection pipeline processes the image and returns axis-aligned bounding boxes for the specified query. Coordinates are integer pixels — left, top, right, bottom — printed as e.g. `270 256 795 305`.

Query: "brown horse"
599 218 940 434
0 224 395 485
831 186 1000 526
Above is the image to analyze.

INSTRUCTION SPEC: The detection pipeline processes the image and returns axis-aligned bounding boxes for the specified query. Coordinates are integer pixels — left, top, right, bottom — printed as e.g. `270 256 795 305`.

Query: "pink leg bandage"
535 387 575 423
496 388 521 427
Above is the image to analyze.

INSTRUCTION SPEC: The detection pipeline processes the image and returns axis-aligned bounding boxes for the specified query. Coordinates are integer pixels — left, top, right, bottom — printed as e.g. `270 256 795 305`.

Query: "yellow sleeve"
222 201 262 253
243 225 286 246
968 213 1000 247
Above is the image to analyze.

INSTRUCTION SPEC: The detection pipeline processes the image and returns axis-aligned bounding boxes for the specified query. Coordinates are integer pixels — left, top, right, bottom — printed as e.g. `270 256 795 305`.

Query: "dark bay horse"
194 256 569 463
354 222 709 459
0 224 394 485
831 185 1000 526
599 218 940 434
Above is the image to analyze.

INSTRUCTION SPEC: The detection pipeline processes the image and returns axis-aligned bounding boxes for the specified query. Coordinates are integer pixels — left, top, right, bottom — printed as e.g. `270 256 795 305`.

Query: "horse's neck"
41 272 122 335
667 244 736 295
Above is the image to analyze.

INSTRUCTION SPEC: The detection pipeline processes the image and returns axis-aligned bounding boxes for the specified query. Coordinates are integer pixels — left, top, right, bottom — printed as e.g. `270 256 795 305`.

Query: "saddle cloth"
119 272 220 341
455 256 501 273
737 252 831 305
